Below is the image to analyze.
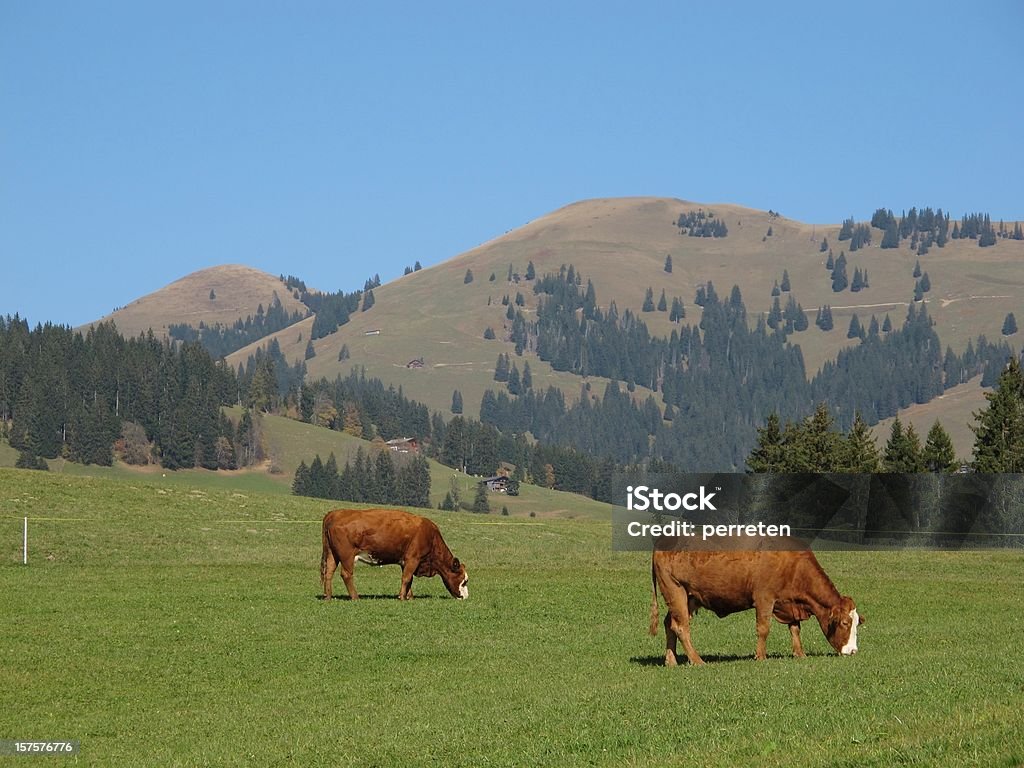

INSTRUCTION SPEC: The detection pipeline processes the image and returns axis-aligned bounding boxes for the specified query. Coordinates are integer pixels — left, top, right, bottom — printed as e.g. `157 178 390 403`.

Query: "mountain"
88 197 1024 463
89 263 309 340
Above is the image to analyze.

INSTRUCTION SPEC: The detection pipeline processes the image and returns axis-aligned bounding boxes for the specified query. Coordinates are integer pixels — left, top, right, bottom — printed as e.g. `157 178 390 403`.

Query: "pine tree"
305 340 316 360
913 260 922 278
767 297 783 329
790 403 842 471
920 272 931 293
771 280 780 297
522 362 532 390
507 364 521 395
883 417 925 472
793 303 809 332
850 267 864 292
971 358 1024 471
1002 313 1018 336
664 254 673 273
657 289 667 312
831 252 848 292
361 289 375 311
840 412 881 472
525 261 536 280
882 314 893 333
780 269 791 291
494 353 509 382
923 421 957 472
847 314 864 339
747 413 784 471
451 389 463 414
881 218 900 249
819 305 834 331
464 269 474 284
642 287 655 312
472 482 490 513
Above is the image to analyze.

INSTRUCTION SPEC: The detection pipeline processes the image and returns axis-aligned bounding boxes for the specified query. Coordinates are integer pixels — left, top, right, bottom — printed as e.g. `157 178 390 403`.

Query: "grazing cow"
649 537 863 665
321 508 468 601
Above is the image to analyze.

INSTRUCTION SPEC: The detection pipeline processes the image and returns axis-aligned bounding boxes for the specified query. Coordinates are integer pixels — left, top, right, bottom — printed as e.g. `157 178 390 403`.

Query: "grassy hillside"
2 468 1021 766
87 264 310 339
0 407 614 521
76 197 1022 455
225 197 1023 433
872 379 987 462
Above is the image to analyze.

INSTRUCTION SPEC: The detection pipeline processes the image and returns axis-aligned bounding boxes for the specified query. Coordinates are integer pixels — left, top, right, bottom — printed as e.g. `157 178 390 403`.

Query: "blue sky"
3 1 1022 328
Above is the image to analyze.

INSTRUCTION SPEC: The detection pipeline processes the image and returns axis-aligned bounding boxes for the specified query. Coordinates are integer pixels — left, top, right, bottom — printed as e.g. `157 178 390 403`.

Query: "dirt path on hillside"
939 295 1012 307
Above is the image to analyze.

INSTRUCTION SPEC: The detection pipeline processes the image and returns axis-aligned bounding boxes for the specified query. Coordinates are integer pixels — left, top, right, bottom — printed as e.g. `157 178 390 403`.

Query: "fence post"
23 517 27 565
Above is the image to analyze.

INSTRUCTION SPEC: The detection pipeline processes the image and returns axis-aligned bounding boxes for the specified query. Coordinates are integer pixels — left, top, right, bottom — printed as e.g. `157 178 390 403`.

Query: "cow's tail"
649 559 660 636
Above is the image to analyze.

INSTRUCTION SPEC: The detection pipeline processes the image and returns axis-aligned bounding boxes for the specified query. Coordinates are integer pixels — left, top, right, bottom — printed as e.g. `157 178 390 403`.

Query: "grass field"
2 468 1022 766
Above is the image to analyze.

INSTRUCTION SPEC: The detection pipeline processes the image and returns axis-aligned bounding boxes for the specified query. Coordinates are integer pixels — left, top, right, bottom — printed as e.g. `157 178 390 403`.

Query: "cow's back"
323 508 427 564
654 539 824 618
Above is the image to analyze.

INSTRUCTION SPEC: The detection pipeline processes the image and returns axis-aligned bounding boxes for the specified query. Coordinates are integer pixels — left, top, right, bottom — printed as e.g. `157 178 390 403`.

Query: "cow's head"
441 557 469 600
821 596 864 655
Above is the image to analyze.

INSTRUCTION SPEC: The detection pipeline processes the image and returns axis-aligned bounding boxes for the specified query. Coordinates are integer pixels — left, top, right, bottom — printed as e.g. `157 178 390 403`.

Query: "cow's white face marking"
841 609 859 655
458 575 469 600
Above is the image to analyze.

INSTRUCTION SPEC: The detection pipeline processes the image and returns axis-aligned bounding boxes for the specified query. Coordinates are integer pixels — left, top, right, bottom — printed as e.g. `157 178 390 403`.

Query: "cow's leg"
338 552 359 600
663 612 678 667
754 596 775 660
321 545 337 600
398 560 418 600
658 576 703 666
788 623 806 658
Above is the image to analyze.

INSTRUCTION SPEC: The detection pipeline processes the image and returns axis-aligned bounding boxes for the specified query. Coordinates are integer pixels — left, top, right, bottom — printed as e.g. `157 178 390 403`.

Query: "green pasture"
1 468 1022 767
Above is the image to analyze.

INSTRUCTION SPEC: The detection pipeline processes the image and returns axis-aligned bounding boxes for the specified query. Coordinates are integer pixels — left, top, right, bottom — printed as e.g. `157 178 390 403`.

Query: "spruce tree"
451 389 463 414
847 314 863 339
913 260 922 278
971 358 1024 471
525 261 536 280
923 421 957 472
657 289 668 312
642 287 655 312
664 254 673 273
747 413 784 472
840 412 881 472
464 269 474 284
1002 313 1018 336
883 417 925 472
472 482 490 513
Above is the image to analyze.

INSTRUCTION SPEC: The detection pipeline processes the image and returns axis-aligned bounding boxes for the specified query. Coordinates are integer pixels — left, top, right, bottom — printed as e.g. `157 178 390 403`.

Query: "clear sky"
3 1 1022 328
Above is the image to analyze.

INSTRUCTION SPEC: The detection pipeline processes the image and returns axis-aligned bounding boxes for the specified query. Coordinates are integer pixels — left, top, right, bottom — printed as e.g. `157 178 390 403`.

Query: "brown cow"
321 508 468 601
649 537 863 665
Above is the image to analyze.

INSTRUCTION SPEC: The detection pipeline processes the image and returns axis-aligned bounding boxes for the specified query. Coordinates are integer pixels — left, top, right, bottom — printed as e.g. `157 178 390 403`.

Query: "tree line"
292 448 431 508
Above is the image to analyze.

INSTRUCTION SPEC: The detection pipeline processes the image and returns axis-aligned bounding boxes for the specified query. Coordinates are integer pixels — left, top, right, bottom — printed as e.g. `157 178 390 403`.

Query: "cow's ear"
451 558 461 572
858 613 865 625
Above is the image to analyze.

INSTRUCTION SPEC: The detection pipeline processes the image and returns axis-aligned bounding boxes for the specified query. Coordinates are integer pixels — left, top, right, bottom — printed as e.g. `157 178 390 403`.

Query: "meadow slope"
1 469 1021 767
